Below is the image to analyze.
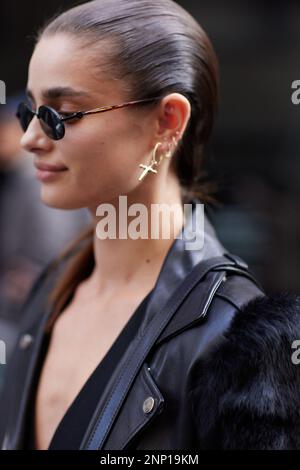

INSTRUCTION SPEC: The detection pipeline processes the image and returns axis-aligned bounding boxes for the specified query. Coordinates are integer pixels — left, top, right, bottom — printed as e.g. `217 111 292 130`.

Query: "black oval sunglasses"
16 96 163 141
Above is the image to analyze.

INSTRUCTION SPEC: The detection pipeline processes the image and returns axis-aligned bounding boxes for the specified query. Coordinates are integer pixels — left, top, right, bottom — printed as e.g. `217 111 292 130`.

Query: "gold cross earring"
138 142 162 181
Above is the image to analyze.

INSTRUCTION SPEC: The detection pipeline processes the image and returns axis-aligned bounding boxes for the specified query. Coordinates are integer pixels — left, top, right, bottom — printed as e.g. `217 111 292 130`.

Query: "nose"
20 115 53 154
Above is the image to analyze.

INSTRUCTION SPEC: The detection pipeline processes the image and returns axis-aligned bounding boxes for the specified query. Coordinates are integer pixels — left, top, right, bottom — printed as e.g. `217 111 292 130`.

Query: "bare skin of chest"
33 288 151 450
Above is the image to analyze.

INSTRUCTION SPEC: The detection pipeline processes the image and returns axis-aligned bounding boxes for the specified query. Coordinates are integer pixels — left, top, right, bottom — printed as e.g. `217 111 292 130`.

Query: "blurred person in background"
0 92 91 375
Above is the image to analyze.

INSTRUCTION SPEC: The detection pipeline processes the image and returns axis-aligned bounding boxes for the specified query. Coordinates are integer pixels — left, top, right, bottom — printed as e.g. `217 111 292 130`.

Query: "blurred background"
0 0 299 382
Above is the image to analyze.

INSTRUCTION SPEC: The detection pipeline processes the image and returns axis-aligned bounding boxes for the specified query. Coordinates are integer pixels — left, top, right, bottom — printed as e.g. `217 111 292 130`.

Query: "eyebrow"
26 86 90 102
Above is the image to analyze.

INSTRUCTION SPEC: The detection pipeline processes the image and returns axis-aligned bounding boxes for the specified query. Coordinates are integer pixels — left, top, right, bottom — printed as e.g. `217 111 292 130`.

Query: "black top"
23 288 153 450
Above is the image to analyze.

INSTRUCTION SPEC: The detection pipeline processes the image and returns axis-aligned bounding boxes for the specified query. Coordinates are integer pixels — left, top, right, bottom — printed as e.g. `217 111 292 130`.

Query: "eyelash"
31 104 79 123
59 111 74 117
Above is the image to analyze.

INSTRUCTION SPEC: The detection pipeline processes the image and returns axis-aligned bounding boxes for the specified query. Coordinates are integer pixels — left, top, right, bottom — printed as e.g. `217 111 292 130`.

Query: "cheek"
59 120 144 198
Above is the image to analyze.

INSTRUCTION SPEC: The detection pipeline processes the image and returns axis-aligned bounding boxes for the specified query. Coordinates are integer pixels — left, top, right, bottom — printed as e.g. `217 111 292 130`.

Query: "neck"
86 179 184 294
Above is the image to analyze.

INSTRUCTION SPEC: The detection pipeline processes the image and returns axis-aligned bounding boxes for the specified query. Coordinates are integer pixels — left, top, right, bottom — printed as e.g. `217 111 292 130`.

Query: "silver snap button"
143 396 155 414
222 274 227 282
19 334 34 350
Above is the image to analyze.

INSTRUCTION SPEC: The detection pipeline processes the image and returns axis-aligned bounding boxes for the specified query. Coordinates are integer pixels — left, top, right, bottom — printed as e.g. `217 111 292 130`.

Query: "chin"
40 187 86 211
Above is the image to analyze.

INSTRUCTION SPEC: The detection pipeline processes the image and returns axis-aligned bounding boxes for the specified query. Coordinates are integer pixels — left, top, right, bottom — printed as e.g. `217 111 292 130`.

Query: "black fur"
189 292 300 449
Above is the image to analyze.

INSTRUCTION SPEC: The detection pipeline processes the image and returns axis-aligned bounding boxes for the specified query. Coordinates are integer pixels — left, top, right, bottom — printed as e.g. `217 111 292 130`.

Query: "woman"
1 0 300 451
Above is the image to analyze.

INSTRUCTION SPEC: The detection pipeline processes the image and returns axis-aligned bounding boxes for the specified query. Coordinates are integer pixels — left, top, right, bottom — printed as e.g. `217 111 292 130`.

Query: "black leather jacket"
1 199 300 450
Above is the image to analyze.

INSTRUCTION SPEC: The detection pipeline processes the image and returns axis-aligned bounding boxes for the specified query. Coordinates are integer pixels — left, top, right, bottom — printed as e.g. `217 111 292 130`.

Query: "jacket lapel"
102 362 165 450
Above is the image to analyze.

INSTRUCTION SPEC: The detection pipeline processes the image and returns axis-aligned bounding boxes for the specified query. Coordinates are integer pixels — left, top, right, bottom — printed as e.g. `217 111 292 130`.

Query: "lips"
34 160 69 182
34 161 68 172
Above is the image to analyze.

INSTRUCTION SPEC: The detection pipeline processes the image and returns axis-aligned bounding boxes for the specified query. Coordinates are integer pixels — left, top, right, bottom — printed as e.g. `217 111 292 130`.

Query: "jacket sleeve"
188 292 300 450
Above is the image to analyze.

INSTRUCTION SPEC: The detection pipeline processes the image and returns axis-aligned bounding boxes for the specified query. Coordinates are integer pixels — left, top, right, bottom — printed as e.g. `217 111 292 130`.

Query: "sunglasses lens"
39 106 65 140
16 102 34 132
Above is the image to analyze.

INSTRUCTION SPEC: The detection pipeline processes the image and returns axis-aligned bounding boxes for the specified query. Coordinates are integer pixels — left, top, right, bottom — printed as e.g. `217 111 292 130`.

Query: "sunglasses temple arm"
60 97 163 121
81 104 130 116
64 97 163 119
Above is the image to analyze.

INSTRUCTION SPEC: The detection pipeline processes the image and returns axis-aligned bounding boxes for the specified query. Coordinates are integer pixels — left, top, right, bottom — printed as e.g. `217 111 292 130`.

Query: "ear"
155 92 191 143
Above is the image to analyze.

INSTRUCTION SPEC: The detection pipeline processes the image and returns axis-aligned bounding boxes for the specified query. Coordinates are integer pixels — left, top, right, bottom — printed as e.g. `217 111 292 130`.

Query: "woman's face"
21 34 167 213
